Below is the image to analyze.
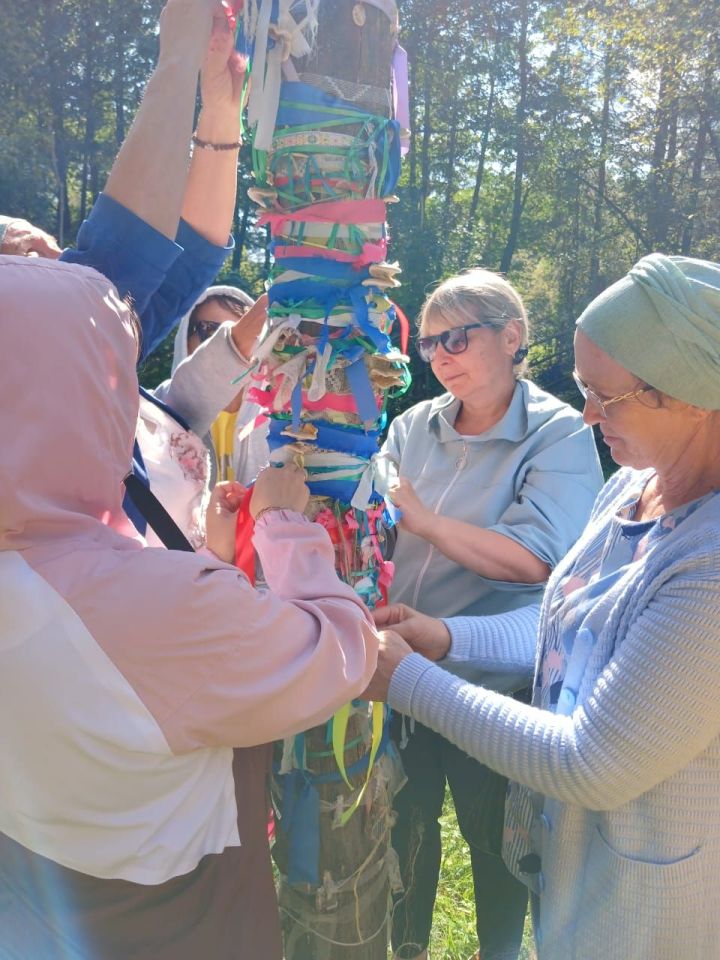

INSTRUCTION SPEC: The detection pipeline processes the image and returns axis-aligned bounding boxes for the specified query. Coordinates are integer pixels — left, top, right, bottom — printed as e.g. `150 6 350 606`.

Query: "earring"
512 345 529 365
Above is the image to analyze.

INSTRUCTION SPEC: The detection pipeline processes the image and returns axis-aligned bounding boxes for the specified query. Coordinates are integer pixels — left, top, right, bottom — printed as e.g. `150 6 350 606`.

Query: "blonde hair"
419 268 530 374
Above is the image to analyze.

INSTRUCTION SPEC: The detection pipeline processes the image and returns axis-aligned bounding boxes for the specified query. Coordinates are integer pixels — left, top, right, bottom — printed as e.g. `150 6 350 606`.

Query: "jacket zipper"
411 440 468 609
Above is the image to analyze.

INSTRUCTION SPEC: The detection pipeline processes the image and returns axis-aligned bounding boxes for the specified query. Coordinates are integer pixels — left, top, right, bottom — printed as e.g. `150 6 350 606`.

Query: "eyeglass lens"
194 320 222 342
418 327 469 362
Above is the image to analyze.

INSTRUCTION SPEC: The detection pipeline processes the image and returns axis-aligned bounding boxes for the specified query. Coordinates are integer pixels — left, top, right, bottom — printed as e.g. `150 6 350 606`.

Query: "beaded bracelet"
252 506 281 523
191 132 242 151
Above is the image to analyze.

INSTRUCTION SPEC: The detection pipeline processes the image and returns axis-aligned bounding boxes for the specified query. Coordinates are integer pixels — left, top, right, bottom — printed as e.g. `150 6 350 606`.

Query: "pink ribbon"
257 199 387 234
274 239 388 266
248 385 381 416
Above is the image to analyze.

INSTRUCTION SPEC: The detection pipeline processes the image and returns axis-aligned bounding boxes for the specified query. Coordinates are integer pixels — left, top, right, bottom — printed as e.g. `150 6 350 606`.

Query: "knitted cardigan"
389 467 720 960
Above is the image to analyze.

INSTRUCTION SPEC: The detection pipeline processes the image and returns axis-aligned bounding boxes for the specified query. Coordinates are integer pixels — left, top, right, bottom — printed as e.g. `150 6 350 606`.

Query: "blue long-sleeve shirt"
60 193 231 531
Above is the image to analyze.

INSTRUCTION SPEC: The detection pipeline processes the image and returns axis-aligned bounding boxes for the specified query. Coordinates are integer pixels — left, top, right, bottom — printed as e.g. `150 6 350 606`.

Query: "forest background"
2 0 719 474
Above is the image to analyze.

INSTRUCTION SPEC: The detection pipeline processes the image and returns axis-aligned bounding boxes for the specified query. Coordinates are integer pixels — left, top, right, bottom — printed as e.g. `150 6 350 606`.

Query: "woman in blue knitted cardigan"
370 252 720 960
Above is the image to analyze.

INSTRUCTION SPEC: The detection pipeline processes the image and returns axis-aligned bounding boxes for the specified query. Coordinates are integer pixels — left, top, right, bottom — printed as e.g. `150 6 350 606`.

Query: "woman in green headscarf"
369 253 720 960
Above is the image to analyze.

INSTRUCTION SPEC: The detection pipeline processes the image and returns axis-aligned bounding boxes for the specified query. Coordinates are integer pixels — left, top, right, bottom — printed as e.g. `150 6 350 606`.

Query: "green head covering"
576 253 720 409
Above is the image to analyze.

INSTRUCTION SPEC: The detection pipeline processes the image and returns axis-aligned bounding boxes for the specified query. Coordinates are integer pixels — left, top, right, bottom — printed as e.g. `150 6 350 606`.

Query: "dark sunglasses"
417 320 503 363
188 318 223 343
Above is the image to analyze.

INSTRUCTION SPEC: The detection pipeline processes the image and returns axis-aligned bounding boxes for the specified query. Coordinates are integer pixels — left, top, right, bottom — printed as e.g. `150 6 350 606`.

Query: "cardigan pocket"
573 826 705 960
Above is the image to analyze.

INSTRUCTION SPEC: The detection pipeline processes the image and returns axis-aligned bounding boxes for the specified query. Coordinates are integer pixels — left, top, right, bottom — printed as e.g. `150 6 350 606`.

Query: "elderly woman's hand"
362 630 413 702
387 477 433 537
1 219 61 259
373 603 451 661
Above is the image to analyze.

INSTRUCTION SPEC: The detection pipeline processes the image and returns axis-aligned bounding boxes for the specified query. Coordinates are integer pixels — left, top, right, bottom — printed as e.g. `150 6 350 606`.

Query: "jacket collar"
428 380 530 444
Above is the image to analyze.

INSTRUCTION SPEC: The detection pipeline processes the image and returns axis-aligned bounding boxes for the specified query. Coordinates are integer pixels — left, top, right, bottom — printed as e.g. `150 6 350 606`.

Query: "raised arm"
104 0 217 239
386 571 720 811
181 16 247 245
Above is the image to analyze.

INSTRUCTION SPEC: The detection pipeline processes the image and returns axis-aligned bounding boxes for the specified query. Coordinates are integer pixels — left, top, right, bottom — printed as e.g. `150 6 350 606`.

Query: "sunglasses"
188 318 223 343
417 320 504 363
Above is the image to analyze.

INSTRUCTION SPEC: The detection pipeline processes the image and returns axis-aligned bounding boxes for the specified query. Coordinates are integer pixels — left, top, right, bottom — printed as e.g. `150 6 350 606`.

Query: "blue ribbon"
276 81 370 127
276 259 371 282
278 770 321 887
345 355 382 424
267 419 381 455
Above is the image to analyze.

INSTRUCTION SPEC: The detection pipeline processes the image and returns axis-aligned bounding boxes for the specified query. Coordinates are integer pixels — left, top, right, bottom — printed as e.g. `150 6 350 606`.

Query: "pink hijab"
0 254 376 753
0 256 140 551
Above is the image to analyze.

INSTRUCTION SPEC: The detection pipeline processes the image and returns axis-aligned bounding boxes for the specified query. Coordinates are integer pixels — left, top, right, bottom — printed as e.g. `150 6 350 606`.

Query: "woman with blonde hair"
384 268 603 960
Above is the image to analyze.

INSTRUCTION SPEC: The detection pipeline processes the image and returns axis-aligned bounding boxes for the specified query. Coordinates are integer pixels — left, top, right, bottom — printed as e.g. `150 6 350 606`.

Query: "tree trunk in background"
680 56 712 255
440 73 459 268
232 188 251 270
589 48 612 297
462 63 496 264
647 58 678 249
500 0 528 274
420 60 432 229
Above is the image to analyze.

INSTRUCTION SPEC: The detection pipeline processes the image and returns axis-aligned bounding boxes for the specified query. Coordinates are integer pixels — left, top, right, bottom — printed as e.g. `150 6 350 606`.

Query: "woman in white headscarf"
163 284 270 488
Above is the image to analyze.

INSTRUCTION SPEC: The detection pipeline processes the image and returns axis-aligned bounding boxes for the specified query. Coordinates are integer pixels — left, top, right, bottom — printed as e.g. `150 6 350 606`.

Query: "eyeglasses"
572 371 655 419
417 320 503 363
188 318 223 343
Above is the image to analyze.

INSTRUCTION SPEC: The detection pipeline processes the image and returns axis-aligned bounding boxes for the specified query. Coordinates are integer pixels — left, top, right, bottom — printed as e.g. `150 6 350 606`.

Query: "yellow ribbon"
331 700 386 826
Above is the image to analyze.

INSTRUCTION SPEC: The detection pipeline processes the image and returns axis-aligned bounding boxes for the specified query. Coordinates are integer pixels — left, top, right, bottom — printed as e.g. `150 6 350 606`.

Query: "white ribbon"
351 451 399 510
246 0 320 151
307 341 333 401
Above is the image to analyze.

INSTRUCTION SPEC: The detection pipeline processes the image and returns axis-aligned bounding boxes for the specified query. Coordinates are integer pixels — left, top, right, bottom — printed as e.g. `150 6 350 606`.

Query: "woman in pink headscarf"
0 258 377 956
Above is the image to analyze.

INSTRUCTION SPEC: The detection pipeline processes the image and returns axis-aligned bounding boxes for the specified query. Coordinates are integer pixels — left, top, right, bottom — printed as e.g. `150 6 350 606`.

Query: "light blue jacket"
384 379 603 620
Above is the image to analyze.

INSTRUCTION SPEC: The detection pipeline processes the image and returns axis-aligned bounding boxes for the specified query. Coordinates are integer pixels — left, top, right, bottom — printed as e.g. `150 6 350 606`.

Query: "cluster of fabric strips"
238 0 409 870
237 72 412 523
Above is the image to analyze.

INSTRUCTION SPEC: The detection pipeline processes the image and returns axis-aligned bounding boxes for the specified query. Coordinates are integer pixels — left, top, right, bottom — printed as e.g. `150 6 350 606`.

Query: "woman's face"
422 310 521 404
187 300 244 356
574 328 705 471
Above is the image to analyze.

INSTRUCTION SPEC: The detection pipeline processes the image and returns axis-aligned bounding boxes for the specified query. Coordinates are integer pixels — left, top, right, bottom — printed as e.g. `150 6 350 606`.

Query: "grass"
423 797 537 960
275 793 536 959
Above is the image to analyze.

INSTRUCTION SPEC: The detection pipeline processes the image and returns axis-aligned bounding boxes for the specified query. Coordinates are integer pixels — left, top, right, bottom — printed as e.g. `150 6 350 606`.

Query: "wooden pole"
242 2 406 957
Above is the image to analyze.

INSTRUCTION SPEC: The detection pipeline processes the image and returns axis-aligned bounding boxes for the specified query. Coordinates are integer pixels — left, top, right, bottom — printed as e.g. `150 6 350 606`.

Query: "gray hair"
419 268 530 374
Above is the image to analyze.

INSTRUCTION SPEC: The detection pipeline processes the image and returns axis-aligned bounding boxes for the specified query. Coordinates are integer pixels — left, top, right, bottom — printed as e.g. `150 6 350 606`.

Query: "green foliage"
2 0 718 435
425 796 537 960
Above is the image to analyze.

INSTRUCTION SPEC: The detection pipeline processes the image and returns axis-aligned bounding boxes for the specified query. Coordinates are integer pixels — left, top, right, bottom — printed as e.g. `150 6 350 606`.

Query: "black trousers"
390 717 528 960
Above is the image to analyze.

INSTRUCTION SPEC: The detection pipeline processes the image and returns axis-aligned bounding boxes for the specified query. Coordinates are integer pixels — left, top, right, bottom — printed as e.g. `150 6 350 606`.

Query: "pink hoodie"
0 256 378 957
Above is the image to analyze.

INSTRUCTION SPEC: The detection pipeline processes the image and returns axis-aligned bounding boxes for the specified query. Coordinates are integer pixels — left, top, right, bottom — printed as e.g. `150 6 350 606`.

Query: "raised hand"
200 9 248 119
157 0 220 70
230 293 269 359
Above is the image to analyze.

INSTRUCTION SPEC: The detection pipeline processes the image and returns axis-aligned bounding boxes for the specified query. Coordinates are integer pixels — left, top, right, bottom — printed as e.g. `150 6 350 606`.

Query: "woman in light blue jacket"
383 269 603 960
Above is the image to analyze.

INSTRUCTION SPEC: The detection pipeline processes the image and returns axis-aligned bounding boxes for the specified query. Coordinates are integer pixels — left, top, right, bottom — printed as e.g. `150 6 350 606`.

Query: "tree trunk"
680 58 712 255
500 0 529 274
589 47 611 297
647 58 677 249
232 188 251 271
462 66 496 263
